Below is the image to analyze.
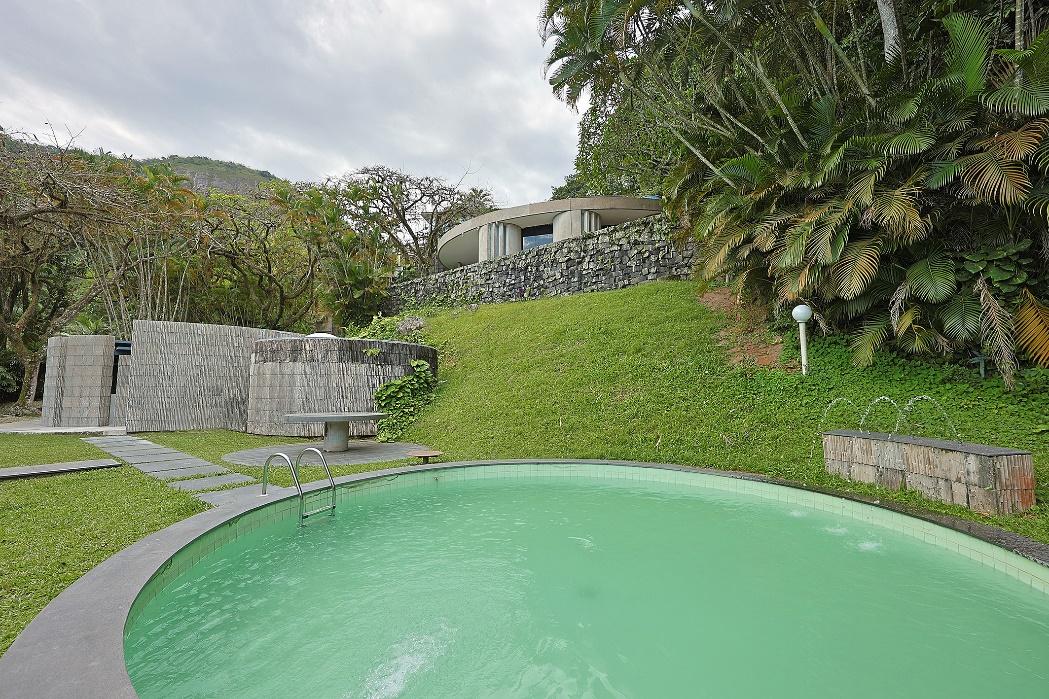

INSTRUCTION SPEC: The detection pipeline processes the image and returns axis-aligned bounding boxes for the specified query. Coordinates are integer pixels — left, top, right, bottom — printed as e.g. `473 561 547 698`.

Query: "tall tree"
0 130 158 408
330 166 494 273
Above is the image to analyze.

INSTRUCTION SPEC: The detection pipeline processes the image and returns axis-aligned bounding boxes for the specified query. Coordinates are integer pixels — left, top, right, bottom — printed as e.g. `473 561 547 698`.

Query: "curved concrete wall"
246 337 438 437
478 221 523 262
552 209 600 242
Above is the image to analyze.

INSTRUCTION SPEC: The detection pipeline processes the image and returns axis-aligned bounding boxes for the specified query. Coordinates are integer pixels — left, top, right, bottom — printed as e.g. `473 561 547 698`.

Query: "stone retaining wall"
246 337 438 437
823 429 1036 514
389 218 693 309
40 335 114 427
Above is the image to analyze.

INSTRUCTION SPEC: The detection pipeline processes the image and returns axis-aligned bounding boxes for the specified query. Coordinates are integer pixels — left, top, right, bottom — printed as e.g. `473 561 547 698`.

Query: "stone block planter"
823 430 1035 515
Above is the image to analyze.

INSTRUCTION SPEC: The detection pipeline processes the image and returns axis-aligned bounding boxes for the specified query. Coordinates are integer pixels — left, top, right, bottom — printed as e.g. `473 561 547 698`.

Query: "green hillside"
404 281 1049 541
140 155 278 193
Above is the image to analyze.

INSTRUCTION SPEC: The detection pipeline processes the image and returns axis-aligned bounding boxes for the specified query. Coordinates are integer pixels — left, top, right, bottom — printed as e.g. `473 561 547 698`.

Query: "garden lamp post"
792 304 813 375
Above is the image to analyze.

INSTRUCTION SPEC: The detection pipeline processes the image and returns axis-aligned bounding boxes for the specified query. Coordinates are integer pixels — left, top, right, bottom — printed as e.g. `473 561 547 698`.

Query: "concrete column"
477 222 523 261
553 210 601 242
506 223 523 255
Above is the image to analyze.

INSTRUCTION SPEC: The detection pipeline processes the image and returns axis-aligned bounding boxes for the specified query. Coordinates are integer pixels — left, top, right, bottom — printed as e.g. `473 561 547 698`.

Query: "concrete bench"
285 412 387 452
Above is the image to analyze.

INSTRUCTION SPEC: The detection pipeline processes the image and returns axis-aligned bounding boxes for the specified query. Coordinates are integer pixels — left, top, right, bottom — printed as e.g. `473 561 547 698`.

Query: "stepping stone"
195 483 287 506
150 465 229 480
108 450 189 463
133 458 218 473
83 437 154 446
0 459 121 480
168 473 255 491
96 443 174 453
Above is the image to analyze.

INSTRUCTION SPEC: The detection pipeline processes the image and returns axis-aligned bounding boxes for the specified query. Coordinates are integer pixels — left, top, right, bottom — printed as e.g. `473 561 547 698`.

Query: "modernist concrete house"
436 196 662 268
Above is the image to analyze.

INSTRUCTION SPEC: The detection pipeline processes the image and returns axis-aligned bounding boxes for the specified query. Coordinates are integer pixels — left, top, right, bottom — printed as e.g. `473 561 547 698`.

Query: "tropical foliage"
543 0 1049 383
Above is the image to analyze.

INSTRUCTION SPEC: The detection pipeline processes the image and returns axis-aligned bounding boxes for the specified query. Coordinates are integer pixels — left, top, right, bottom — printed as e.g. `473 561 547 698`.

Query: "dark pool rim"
1 458 1047 698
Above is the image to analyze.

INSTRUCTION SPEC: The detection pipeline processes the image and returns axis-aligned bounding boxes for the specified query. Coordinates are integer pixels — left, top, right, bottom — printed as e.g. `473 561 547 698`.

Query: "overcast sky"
0 0 580 204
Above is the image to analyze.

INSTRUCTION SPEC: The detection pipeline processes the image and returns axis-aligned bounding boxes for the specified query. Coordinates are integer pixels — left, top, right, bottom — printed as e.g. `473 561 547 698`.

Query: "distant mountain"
141 155 279 194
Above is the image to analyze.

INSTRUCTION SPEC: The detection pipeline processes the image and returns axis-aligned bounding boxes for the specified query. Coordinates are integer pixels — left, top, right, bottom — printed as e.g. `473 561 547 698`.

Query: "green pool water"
124 466 1049 698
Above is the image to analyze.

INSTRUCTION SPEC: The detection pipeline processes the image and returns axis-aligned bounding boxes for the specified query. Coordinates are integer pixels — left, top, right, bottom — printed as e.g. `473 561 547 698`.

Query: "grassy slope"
406 280 1049 542
0 466 206 655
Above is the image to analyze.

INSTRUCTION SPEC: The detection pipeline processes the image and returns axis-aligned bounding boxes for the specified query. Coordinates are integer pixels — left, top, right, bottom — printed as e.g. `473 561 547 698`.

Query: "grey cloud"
0 0 579 203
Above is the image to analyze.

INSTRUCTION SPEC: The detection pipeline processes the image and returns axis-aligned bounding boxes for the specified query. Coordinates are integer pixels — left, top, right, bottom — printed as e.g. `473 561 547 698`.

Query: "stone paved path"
0 459 120 480
223 439 427 467
82 436 255 497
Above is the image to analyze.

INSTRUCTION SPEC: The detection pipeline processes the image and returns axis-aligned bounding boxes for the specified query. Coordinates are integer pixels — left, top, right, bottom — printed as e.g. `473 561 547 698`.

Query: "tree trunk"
12 348 43 412
1015 0 1025 51
876 0 901 62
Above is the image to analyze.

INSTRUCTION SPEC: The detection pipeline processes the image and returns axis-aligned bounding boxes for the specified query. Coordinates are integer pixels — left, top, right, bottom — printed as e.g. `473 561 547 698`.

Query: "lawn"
0 434 110 468
404 280 1049 542
0 461 205 655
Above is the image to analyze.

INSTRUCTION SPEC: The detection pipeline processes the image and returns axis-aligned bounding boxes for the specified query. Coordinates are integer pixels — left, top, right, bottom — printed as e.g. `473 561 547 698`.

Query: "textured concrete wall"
40 335 115 427
246 337 438 437
391 218 693 309
109 355 131 427
823 430 1036 514
126 320 297 432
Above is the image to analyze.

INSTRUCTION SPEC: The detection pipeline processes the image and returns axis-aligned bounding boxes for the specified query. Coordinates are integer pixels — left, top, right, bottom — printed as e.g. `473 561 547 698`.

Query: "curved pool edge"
2 458 1048 698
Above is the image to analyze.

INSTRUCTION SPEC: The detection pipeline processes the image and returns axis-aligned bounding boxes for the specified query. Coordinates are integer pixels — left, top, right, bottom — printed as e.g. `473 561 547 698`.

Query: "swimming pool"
123 463 1049 698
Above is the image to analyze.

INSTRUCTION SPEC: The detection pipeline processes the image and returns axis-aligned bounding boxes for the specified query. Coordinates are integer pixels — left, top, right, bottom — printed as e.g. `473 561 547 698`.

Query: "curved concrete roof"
437 196 662 268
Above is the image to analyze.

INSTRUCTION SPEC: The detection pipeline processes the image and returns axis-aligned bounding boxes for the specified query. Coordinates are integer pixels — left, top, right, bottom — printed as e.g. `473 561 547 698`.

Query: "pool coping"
1 458 1047 698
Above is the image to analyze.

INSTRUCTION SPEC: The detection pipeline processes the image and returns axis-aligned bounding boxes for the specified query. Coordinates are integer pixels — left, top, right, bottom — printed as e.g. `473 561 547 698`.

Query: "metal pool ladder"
261 448 337 525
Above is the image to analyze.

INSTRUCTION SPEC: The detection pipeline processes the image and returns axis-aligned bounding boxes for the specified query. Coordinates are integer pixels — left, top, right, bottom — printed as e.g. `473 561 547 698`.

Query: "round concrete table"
285 412 386 452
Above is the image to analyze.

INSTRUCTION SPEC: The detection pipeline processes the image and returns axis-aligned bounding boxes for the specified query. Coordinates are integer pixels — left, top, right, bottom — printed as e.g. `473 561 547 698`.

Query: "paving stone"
195 483 288 506
106 450 189 463
133 458 218 473
149 465 229 480
0 459 120 480
168 473 255 491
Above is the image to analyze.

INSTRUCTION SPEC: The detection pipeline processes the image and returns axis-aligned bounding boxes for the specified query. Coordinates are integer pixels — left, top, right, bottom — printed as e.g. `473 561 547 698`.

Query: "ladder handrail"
261 452 295 497
294 447 337 522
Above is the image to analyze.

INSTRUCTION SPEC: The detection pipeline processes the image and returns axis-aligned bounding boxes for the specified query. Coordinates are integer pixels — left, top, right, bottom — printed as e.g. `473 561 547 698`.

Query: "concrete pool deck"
2 459 1048 698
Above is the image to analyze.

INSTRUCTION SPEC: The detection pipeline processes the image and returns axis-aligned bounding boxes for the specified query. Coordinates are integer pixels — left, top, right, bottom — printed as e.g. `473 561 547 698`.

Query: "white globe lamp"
792 304 813 375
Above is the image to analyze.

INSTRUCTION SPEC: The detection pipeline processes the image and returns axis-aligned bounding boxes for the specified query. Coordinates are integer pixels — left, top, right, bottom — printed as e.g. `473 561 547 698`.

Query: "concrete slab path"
83 436 258 500
0 459 120 480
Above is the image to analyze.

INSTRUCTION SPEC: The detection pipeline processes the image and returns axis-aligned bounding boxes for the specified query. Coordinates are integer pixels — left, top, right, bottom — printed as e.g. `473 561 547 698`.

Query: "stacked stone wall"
40 335 115 427
823 430 1036 514
389 218 693 309
125 320 297 432
246 337 438 437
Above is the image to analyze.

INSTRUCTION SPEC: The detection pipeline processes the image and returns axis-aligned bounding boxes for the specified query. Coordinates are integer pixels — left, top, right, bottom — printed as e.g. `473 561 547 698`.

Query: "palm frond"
974 276 1018 387
833 237 882 299
905 249 957 302
1014 290 1049 367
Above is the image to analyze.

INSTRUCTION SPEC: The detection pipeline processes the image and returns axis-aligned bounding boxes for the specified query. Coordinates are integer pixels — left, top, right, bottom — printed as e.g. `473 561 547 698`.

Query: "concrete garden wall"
823 429 1035 514
125 320 296 433
40 335 115 427
389 219 694 309
246 337 438 437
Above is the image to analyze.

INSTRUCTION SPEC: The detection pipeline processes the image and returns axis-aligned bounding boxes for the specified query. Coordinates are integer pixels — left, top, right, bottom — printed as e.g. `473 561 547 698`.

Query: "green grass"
0 434 110 468
405 280 1049 542
0 466 206 655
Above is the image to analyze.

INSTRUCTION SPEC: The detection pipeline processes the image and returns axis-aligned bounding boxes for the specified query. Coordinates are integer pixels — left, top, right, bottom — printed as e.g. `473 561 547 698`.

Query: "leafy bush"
351 314 427 344
373 359 438 442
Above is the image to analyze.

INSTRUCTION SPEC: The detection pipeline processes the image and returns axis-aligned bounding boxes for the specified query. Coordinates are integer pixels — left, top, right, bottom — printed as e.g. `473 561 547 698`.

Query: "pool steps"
262 448 336 525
